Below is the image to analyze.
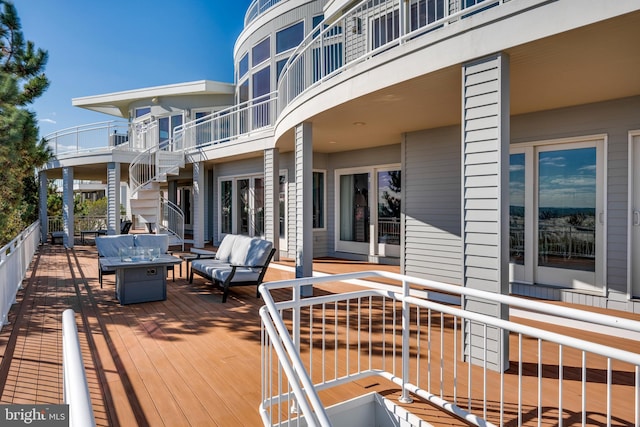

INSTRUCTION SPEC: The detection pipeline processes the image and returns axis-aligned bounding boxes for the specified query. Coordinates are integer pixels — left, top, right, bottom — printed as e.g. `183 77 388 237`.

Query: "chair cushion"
229 235 253 266
245 239 273 268
134 234 169 253
213 267 261 284
215 234 238 262
191 259 231 277
96 235 135 258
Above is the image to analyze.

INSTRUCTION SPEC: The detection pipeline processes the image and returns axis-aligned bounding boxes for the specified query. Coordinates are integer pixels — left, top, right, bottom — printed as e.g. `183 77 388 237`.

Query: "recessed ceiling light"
328 140 337 144
353 121 365 126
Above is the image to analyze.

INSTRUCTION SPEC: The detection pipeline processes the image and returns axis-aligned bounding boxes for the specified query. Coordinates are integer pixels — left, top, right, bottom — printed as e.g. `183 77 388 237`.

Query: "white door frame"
627 130 640 299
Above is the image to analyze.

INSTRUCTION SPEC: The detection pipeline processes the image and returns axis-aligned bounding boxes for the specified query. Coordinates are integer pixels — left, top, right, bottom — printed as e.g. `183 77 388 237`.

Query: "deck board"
0 242 637 426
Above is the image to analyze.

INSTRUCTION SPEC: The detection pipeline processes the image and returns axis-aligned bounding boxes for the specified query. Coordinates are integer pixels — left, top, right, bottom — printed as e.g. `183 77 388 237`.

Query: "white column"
295 123 313 296
39 171 48 244
461 52 510 371
264 148 280 260
62 167 74 247
193 161 205 248
106 162 121 234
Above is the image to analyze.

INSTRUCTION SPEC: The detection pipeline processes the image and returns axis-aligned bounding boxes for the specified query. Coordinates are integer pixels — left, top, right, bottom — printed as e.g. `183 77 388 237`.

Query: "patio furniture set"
96 233 275 304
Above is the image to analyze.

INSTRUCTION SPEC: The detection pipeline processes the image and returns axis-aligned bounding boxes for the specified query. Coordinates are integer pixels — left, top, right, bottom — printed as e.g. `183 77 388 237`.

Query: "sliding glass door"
336 166 401 257
509 138 605 291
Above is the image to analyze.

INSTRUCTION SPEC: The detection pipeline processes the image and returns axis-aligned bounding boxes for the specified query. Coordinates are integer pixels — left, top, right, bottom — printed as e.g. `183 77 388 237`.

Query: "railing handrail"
62 309 96 427
244 0 284 26
277 0 503 115
259 271 640 426
0 221 40 329
175 91 278 151
43 120 128 141
261 270 640 333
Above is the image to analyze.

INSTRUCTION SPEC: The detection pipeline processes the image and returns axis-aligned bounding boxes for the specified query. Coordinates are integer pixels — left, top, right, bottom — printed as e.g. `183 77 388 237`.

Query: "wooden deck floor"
0 241 638 426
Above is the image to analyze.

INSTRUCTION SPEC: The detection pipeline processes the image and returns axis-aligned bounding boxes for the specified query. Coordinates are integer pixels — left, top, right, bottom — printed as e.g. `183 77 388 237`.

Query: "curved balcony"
277 0 502 116
244 0 284 26
43 120 130 158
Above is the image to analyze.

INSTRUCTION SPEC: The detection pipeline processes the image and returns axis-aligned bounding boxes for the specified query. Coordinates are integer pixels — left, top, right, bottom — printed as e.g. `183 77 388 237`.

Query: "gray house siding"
404 126 462 284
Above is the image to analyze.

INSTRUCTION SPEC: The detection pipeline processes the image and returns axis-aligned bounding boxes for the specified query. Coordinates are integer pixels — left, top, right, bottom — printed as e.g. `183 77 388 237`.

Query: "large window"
276 21 304 54
238 53 249 79
252 66 271 98
252 37 270 67
221 180 233 234
313 171 325 229
509 153 525 265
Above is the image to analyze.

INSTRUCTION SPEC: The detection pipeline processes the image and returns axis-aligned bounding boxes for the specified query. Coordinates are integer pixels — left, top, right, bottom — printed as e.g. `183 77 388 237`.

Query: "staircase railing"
160 197 185 250
129 146 156 197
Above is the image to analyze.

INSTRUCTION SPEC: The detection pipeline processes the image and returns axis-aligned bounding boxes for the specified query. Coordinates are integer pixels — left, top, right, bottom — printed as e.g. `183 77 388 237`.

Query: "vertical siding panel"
462 53 510 372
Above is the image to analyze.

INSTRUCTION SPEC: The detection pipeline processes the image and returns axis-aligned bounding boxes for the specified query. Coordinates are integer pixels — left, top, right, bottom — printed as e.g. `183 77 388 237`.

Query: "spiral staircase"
129 122 185 249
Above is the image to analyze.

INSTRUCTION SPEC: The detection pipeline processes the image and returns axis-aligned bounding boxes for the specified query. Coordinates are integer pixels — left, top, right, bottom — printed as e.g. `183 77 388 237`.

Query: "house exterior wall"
404 126 462 283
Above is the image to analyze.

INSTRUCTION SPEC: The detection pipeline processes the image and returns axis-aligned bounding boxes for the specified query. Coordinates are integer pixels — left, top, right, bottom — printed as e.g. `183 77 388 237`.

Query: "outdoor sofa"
189 235 275 303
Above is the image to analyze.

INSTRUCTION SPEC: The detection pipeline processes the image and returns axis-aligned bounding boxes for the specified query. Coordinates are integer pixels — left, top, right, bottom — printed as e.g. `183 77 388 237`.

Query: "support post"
295 122 313 296
461 52 510 372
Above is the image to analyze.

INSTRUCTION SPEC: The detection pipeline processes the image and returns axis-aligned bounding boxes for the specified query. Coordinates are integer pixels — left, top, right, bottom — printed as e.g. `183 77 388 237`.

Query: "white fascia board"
72 80 236 115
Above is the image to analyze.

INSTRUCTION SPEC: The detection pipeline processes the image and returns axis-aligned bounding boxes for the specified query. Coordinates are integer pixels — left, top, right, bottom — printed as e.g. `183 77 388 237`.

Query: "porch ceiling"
276 10 640 154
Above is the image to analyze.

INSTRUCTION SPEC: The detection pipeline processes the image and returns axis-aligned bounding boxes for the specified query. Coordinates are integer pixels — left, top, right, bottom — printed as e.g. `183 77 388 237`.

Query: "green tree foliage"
0 1 50 246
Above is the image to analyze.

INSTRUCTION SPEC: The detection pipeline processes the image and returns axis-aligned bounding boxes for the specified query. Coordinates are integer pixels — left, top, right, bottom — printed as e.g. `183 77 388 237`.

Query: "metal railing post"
399 277 413 403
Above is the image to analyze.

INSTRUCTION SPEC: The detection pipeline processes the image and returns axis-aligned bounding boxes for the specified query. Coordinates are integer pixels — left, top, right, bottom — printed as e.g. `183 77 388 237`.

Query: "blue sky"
17 0 252 138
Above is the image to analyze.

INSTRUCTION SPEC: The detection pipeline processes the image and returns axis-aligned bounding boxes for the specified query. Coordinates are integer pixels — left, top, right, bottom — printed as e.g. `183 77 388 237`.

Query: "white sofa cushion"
215 234 238 262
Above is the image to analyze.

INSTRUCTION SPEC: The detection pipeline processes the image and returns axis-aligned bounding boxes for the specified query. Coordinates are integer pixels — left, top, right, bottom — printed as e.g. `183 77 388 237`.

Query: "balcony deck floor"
0 241 637 426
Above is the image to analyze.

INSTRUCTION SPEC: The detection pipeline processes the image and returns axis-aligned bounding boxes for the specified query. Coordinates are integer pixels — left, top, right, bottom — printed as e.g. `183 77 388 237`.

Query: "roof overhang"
72 80 236 118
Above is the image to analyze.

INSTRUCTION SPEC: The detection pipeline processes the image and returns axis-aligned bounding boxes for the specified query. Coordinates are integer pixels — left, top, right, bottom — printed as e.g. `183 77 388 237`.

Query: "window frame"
313 169 327 231
276 20 304 55
252 36 271 69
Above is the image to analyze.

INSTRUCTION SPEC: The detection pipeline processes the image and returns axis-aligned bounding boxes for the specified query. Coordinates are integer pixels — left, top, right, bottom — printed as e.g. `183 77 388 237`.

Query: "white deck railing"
277 0 504 114
48 216 108 234
175 92 278 151
259 271 640 427
0 221 40 329
44 121 129 157
62 309 96 427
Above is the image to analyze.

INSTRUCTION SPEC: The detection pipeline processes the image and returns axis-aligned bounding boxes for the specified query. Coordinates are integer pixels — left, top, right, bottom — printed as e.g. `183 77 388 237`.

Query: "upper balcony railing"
43 120 130 157
174 92 278 152
244 0 284 26
278 0 503 113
